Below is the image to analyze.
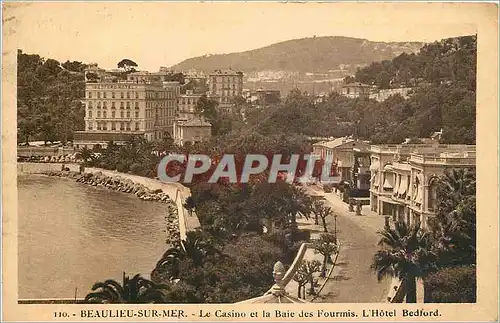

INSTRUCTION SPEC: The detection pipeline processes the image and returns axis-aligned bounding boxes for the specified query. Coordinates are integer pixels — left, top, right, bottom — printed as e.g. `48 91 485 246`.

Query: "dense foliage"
17 51 86 144
423 266 476 303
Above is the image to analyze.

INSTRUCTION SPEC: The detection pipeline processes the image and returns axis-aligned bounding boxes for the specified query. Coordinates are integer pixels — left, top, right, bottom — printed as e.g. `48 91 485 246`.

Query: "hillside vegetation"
17 51 86 144
172 36 423 73
240 35 476 144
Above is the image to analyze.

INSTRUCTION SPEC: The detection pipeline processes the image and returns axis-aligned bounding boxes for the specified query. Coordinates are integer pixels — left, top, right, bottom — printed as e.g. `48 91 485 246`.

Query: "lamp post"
334 213 338 244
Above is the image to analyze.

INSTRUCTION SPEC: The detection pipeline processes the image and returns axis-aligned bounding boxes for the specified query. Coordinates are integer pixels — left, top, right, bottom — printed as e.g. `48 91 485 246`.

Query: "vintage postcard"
2 1 498 322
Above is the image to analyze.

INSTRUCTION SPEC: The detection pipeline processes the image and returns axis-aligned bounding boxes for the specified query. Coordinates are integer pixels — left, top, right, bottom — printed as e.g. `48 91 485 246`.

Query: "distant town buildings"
369 143 476 229
341 82 376 99
208 69 244 115
340 81 414 101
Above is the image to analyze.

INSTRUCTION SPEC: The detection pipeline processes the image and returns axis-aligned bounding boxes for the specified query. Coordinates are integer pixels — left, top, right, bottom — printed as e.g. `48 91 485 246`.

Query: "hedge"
424 266 476 303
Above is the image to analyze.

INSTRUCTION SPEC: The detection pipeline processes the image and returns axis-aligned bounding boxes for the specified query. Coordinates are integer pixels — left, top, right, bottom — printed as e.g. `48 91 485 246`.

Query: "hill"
171 36 424 73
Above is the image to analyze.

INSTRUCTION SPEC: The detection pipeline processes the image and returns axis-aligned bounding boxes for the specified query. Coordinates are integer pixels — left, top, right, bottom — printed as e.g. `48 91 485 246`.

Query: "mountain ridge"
172 36 425 73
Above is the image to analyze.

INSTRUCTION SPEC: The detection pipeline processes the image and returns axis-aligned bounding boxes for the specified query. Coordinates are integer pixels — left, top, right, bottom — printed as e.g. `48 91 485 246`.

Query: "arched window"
428 177 439 212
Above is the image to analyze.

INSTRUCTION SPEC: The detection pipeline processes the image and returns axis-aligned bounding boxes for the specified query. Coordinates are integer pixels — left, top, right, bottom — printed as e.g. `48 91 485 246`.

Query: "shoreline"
32 169 183 246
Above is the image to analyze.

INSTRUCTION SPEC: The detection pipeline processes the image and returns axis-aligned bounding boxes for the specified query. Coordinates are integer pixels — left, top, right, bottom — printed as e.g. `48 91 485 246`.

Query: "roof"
210 69 243 76
237 293 308 304
178 118 212 127
342 82 373 88
313 137 354 149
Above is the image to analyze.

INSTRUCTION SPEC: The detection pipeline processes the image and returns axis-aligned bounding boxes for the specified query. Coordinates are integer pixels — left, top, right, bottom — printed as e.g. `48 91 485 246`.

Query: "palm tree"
84 272 168 304
430 168 476 267
314 233 338 277
76 147 93 164
371 221 434 303
153 231 220 281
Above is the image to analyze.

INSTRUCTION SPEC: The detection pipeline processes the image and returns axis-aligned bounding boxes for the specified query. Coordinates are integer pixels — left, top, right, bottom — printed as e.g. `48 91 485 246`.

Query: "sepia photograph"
2 1 498 322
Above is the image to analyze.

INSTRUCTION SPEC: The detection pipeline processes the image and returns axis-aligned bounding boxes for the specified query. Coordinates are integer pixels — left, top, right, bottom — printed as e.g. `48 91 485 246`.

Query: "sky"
3 2 479 71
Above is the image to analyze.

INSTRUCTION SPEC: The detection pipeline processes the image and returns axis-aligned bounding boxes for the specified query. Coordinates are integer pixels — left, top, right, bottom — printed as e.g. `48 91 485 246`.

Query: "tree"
296 260 321 296
311 200 324 225
84 272 168 304
313 233 338 277
429 168 476 267
371 221 434 303
315 202 333 232
152 231 220 281
183 196 196 216
292 269 309 299
117 59 138 71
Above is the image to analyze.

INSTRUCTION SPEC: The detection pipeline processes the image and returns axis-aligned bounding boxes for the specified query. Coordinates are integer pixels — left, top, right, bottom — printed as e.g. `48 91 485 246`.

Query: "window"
97 102 101 108
135 111 139 118
88 123 93 130
127 92 130 99
88 110 92 118
103 92 107 98
135 102 139 108
126 123 131 130
126 102 130 108
120 102 124 108
103 111 107 118
135 92 139 99
135 122 139 131
112 92 115 98
126 111 130 118
97 123 101 130
112 111 115 118
88 102 93 108
155 92 159 99
120 111 124 118
102 123 107 130
111 102 115 108
121 92 124 99
120 122 125 131
112 122 116 130
103 102 107 108
97 92 101 99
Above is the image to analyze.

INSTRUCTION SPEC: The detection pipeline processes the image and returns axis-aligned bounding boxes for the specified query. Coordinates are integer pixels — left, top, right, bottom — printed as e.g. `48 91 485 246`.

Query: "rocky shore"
42 170 181 244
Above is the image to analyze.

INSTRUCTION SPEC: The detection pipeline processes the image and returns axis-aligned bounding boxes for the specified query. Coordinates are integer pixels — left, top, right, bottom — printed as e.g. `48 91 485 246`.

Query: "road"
305 186 391 303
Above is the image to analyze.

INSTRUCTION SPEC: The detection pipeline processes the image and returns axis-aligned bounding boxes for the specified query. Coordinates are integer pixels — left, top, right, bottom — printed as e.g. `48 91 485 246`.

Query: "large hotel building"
74 69 180 148
208 69 243 115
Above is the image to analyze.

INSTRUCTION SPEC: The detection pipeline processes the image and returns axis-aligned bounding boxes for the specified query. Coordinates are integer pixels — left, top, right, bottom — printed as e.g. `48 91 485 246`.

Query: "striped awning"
369 161 380 171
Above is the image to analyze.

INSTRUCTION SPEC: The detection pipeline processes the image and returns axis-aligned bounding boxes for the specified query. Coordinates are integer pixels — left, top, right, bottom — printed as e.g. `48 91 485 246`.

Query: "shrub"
115 162 129 173
130 163 143 175
424 266 476 303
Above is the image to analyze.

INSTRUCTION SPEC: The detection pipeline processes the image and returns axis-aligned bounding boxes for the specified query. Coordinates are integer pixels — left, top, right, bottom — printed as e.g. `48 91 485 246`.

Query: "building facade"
177 90 202 121
208 69 243 115
173 118 212 146
340 82 376 98
312 137 371 184
74 79 180 149
369 144 476 229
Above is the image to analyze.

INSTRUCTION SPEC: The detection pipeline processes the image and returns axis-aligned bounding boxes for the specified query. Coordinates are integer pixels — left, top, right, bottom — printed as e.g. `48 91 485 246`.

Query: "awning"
398 176 408 195
371 173 380 187
369 161 380 172
393 175 401 195
383 173 394 189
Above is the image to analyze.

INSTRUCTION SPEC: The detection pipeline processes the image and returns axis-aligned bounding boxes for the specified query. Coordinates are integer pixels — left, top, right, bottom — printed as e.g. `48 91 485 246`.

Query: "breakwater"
41 170 181 245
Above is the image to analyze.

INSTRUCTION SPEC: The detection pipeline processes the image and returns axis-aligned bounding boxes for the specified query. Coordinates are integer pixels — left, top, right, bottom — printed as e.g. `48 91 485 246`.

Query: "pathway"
305 185 391 303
